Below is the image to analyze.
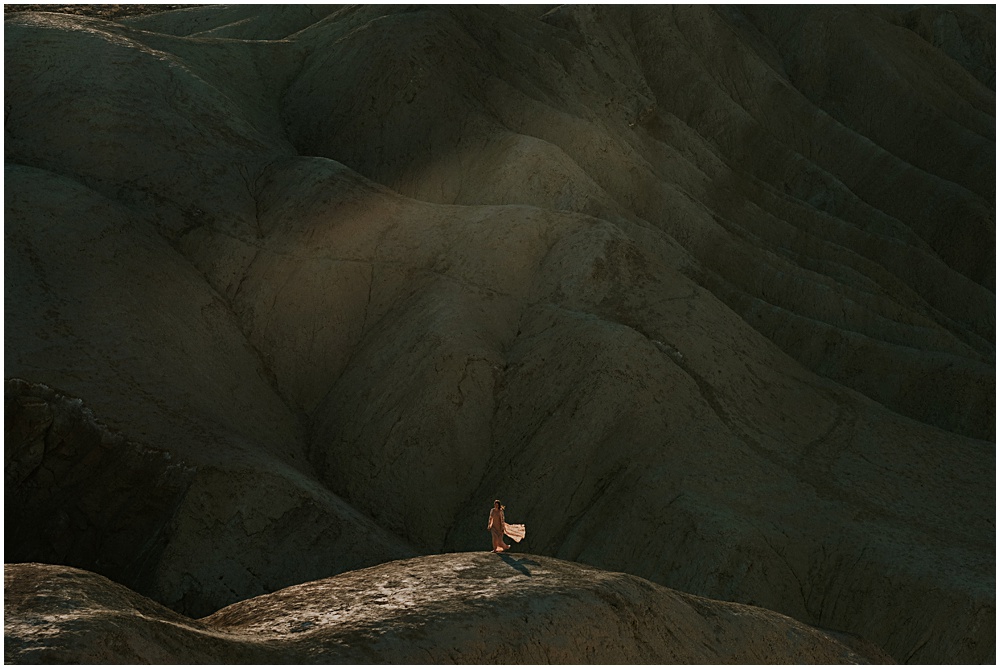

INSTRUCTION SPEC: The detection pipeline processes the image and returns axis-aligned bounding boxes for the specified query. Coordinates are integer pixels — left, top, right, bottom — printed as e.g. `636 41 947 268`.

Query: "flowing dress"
489 507 526 551
503 522 526 543
489 508 506 551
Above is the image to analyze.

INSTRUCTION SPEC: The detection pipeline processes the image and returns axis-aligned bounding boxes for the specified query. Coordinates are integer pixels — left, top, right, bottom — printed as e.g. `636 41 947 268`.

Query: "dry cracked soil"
4 3 995 664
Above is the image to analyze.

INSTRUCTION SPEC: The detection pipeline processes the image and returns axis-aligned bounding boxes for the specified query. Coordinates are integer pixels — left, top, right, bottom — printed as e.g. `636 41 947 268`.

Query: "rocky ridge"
5 556 893 664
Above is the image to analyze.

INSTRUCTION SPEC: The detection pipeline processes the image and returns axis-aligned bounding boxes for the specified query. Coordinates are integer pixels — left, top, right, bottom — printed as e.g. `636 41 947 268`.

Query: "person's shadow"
499 553 540 576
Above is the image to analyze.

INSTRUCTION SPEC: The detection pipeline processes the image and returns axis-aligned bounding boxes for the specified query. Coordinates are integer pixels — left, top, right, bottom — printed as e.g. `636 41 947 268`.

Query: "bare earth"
4 4 994 664
4 556 894 664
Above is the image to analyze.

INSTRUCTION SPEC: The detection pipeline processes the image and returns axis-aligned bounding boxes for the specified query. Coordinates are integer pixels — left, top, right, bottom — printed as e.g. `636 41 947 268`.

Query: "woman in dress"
487 499 525 552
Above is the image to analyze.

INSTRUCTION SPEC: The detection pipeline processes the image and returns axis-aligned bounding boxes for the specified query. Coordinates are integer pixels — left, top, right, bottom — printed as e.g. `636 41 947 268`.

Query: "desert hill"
5 555 893 663
4 4 994 664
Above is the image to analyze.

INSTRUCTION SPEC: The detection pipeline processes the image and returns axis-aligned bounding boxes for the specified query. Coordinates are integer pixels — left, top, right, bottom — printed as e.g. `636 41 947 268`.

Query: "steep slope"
4 378 416 617
273 4 993 437
4 5 994 664
5 557 892 664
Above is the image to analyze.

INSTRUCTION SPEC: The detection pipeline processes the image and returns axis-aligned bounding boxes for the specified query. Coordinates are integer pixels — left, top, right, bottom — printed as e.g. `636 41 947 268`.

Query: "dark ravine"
4 379 196 598
3 378 418 618
4 4 994 664
4 555 895 664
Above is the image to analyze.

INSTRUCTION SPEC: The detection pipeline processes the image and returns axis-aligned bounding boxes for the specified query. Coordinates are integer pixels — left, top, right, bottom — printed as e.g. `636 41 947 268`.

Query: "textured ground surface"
5 556 894 664
4 4 994 664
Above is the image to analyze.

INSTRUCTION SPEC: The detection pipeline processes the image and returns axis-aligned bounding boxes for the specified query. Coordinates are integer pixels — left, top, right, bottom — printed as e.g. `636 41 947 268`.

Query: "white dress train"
504 522 526 543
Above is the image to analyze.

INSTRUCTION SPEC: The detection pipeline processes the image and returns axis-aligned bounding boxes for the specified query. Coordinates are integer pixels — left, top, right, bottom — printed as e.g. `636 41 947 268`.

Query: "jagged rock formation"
5 556 893 663
4 5 994 664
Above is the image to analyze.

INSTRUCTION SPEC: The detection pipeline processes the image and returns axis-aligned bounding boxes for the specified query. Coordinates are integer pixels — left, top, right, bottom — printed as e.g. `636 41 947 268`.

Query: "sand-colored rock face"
4 557 893 664
4 4 994 664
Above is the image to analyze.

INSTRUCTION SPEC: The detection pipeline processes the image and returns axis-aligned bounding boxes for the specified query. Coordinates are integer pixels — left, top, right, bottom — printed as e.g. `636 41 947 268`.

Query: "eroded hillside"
4 4 994 663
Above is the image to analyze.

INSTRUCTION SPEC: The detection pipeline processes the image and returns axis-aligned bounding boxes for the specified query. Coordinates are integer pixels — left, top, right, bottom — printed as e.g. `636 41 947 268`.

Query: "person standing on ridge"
488 499 525 553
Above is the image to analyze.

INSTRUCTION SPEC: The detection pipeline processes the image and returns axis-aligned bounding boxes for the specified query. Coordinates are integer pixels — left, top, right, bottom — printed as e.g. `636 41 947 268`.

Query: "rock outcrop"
5 556 893 664
4 5 994 664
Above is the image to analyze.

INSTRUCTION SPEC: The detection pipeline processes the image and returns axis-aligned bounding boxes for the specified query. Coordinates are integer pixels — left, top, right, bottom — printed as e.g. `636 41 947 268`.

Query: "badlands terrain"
4 3 995 664
6 555 894 663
